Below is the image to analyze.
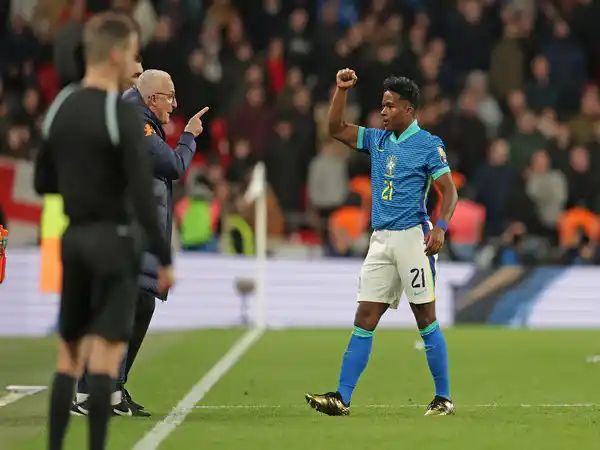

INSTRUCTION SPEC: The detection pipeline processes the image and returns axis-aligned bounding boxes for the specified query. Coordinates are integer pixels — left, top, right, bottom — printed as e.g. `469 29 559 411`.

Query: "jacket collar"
121 87 165 137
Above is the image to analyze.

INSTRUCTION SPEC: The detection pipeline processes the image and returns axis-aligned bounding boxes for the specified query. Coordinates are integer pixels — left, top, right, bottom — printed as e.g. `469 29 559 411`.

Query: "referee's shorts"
59 222 140 343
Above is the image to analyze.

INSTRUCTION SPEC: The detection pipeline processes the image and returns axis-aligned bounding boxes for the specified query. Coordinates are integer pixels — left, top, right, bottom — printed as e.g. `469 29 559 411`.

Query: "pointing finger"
196 106 210 118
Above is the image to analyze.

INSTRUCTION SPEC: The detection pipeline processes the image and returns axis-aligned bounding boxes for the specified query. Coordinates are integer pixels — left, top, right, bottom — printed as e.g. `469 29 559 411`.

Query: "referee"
34 12 174 450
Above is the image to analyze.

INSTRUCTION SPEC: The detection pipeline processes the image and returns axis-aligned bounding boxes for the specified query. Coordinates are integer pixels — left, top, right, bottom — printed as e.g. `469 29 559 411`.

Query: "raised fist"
336 68 358 90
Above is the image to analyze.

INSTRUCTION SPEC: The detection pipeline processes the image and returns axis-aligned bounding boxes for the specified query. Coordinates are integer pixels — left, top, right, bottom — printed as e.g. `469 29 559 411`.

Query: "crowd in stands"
1 0 600 265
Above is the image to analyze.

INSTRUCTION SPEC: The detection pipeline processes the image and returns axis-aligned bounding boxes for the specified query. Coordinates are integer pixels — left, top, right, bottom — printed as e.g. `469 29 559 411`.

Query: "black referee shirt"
34 86 171 267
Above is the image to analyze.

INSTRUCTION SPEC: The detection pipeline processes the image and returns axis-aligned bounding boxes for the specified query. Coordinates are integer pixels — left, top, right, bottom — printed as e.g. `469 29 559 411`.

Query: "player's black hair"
383 76 421 109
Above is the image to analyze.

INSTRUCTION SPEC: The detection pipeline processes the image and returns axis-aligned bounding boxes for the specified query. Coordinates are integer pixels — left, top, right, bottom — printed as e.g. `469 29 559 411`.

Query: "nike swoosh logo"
113 407 133 416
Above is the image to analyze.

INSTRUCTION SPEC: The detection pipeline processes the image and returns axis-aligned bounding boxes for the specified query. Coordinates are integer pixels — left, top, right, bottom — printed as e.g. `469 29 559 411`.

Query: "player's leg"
336 301 388 405
117 290 155 415
397 225 454 416
306 231 400 415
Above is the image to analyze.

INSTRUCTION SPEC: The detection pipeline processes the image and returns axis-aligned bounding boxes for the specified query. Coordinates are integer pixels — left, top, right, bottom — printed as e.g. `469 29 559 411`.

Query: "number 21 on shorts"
382 180 393 201
410 268 426 288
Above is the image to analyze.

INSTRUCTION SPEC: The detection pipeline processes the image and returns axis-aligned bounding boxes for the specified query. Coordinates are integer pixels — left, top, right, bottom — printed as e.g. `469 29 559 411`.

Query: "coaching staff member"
114 70 208 415
34 12 174 450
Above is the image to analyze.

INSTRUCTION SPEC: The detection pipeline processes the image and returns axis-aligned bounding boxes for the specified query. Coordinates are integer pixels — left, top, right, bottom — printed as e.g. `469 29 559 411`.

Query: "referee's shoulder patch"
144 123 155 136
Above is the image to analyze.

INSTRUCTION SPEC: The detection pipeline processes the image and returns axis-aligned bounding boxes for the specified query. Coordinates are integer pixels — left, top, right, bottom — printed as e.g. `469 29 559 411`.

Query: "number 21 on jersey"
382 180 393 201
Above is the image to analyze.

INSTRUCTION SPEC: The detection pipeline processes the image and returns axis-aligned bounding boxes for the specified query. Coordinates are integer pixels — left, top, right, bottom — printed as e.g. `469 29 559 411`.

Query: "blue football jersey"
356 120 450 231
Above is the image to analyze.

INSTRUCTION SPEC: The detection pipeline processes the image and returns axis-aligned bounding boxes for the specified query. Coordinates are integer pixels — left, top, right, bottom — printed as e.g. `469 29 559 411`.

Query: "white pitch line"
132 327 264 450
187 403 599 410
0 385 47 408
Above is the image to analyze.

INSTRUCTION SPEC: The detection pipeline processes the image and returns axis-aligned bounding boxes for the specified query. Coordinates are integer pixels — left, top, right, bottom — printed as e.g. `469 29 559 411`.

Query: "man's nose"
172 98 177 109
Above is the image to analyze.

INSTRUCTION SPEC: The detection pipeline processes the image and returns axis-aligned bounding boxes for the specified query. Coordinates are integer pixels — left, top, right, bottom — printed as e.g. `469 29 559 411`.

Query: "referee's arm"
34 141 59 195
118 102 172 267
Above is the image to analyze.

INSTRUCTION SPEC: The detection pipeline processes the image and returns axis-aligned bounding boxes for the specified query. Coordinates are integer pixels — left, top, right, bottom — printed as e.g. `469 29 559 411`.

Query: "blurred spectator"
179 48 216 121
0 15 38 91
447 185 486 262
14 87 42 134
547 121 572 173
489 15 524 99
229 85 273 156
308 140 349 235
473 139 517 237
543 20 586 114
327 193 367 257
179 174 218 251
290 87 316 158
285 8 313 75
265 37 286 96
441 89 488 178
205 0 238 30
498 89 527 138
562 232 600 265
508 110 547 170
275 66 304 113
317 0 358 28
2 124 33 159
220 41 255 114
465 70 502 138
52 0 85 86
247 0 285 52
264 117 305 216
572 0 600 84
314 1 344 78
227 138 256 184
445 0 492 80
525 55 558 112
142 16 183 83
565 145 599 211
525 149 567 234
568 85 600 145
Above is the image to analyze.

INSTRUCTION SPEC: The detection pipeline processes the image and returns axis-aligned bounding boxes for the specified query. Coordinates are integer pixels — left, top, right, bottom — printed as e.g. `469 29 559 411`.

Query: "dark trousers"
78 290 155 394
117 291 155 387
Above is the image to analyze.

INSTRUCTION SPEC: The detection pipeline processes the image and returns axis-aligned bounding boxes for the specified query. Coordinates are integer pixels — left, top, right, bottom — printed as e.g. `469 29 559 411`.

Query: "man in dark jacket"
73 69 208 417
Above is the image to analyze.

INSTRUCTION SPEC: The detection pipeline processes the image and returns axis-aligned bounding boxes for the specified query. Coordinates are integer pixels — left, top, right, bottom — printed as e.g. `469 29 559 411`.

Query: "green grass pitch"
1 327 600 449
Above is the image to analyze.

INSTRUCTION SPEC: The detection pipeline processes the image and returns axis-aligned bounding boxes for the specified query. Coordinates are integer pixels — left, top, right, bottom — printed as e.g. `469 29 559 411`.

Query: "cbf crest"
438 147 447 164
385 155 397 177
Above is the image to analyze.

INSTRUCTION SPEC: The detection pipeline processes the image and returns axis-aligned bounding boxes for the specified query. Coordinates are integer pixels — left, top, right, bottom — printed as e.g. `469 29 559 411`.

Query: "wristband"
436 220 448 232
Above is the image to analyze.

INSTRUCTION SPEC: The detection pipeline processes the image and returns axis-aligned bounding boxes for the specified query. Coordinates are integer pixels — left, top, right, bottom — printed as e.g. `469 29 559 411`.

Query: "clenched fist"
336 68 358 90
184 106 210 137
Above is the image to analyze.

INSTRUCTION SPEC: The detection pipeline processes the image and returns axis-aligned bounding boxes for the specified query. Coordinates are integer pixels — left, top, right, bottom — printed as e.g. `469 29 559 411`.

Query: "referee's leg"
85 268 137 450
49 233 93 450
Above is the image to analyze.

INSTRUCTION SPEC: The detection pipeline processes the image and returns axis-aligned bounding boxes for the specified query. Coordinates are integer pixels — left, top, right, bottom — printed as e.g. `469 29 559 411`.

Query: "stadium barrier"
2 249 599 336
1 249 473 336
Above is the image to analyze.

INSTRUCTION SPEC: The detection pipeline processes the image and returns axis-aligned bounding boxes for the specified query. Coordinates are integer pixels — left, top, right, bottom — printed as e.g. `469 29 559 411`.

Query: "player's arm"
118 102 174 291
425 172 458 256
328 68 360 149
33 141 59 194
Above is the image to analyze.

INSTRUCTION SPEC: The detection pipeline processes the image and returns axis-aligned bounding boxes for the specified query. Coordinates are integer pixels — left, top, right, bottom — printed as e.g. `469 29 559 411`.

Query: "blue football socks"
420 320 450 400
337 326 374 405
